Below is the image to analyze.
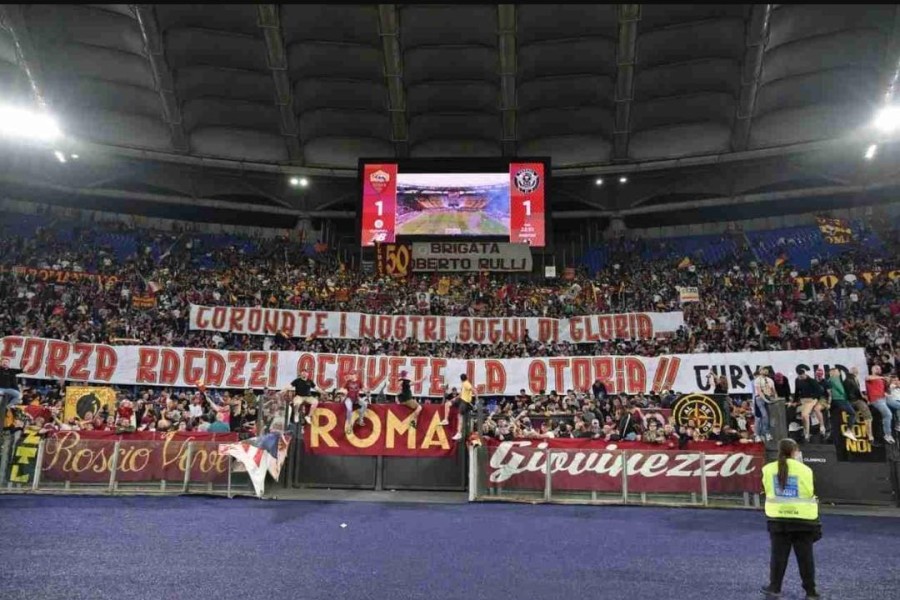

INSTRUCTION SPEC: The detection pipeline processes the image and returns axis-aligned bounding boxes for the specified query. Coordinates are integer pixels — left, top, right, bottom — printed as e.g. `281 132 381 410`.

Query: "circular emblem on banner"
671 393 723 436
369 169 391 193
514 168 540 194
75 392 102 419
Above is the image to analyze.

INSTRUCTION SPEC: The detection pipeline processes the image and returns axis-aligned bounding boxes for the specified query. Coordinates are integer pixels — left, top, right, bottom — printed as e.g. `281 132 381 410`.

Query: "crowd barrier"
4 399 900 507
0 430 255 497
470 439 764 508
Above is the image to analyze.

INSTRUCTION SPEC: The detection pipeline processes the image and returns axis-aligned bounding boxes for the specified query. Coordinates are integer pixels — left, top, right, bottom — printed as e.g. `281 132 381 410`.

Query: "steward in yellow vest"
760 439 822 600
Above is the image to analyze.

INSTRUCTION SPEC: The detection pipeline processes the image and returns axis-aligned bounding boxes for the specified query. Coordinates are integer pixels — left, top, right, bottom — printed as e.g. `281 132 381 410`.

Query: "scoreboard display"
359 158 548 247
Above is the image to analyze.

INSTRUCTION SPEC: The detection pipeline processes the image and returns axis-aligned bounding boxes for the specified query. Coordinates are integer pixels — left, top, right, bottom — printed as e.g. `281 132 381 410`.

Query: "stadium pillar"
606 217 627 239
766 399 788 448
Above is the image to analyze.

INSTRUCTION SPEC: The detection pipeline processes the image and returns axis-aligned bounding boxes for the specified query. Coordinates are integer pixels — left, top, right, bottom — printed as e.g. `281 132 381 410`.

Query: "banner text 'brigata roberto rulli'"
188 305 685 344
485 439 764 494
0 336 867 396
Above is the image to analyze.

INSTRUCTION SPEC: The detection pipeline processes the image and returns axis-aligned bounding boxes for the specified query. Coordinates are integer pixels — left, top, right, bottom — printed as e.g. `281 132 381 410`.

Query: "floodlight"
0 105 61 141
873 106 900 133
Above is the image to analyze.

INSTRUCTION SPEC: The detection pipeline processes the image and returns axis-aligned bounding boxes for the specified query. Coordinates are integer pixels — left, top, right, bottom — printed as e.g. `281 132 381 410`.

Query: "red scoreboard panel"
360 160 547 247
360 163 398 246
509 162 546 247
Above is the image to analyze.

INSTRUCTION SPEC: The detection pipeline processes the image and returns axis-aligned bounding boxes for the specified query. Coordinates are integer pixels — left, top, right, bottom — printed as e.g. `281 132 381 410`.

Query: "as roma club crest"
369 169 391 193
514 168 540 194
671 393 724 437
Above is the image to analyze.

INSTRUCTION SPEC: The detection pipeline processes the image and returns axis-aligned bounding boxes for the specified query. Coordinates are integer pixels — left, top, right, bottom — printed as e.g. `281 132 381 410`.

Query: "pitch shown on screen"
360 160 546 247
395 173 510 236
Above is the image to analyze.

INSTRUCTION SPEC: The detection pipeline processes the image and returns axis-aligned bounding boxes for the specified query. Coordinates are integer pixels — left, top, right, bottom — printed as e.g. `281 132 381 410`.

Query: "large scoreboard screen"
359 158 548 247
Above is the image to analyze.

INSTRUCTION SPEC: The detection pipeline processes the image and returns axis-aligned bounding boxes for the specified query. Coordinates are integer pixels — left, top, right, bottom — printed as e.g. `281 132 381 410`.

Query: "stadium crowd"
1 211 899 444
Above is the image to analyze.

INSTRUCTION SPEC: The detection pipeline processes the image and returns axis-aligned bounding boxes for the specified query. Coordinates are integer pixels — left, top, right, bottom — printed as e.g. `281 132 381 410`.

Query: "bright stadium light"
619 176 628 184
299 177 309 187
289 176 300 187
70 154 79 160
865 144 878 160
595 178 604 186
873 106 900 133
53 150 67 163
0 105 61 141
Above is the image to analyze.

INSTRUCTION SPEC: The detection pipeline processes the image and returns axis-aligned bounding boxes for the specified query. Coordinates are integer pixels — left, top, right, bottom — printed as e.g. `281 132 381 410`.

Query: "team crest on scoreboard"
514 168 540 194
671 393 724 437
369 169 391 193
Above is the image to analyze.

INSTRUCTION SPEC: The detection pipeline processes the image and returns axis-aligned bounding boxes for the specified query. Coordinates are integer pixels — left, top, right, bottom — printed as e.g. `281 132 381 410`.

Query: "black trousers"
769 529 817 595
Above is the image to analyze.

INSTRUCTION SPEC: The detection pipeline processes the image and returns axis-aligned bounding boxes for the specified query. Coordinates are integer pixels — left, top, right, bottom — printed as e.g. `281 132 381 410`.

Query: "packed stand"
2 209 900 444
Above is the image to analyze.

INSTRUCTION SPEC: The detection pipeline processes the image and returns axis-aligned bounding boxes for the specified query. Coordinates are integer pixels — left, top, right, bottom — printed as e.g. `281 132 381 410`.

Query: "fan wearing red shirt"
866 365 900 444
342 373 368 435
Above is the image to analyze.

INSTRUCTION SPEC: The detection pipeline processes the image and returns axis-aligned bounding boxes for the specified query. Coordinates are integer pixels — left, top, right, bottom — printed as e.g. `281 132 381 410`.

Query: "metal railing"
470 444 762 509
1 431 255 497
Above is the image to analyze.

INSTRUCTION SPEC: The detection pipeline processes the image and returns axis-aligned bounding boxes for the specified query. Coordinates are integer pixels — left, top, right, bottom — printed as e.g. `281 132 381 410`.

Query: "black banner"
671 393 731 436
832 410 886 463
7 426 42 485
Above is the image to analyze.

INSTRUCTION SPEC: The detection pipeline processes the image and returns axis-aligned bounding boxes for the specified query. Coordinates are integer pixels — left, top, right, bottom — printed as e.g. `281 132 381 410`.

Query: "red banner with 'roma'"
304 403 460 457
41 431 239 484
484 439 764 494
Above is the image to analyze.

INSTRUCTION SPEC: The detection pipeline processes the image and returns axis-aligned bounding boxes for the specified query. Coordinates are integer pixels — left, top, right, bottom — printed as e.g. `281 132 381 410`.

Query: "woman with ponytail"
760 438 822 599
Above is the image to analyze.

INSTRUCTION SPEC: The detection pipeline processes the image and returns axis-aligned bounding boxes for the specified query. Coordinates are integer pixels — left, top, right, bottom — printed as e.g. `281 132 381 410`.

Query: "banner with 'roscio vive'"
188 304 685 344
0 336 866 396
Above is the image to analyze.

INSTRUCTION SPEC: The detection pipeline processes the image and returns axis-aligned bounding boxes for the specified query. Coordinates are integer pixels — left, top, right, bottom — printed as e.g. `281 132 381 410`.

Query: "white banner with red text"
0 336 866 396
484 439 764 494
188 304 685 344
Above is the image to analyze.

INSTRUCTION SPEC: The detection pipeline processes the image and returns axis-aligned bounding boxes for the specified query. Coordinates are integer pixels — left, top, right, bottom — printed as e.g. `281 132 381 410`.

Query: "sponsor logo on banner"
513 168 540 193
410 242 532 272
484 439 764 493
369 169 391 193
41 430 236 483
304 404 458 457
64 386 117 422
0 336 867 397
8 426 42 484
187 305 685 344
671 393 726 436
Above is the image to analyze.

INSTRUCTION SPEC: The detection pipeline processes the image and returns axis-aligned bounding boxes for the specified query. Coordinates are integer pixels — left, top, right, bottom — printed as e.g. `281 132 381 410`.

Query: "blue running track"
1 495 898 600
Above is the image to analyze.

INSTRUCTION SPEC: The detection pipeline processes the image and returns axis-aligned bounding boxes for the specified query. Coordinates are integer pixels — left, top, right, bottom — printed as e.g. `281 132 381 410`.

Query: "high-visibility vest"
761 458 819 521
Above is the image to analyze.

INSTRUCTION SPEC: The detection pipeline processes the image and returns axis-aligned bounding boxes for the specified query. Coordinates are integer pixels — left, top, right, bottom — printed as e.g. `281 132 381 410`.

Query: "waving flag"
219 433 292 498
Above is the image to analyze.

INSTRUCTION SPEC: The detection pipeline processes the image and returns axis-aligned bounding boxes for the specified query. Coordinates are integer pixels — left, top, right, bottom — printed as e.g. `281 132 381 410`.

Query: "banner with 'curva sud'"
188 304 685 344
0 336 866 396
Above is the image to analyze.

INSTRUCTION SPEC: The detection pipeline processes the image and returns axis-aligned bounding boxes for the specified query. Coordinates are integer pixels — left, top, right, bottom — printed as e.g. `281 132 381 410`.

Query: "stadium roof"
1 4 900 224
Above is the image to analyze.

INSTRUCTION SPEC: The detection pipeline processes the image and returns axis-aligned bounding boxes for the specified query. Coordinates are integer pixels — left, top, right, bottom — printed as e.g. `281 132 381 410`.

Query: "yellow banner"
64 387 117 422
816 216 853 244
131 295 157 310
